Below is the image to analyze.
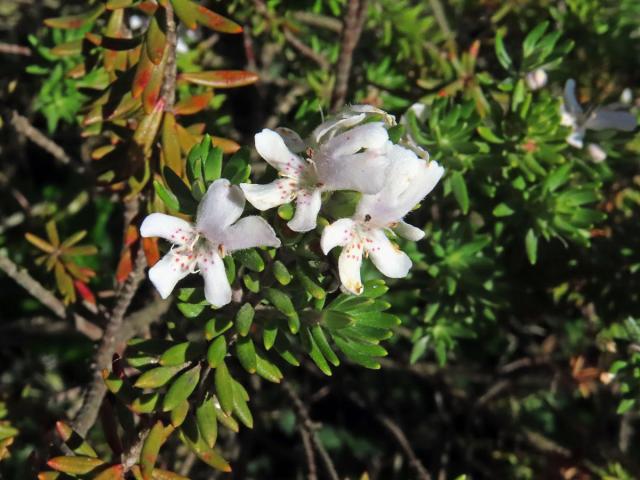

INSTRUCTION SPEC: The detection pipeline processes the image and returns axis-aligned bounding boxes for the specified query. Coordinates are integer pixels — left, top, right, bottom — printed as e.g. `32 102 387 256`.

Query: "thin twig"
282 381 336 480
331 0 369 111
0 253 67 318
283 28 330 70
72 249 148 436
0 42 31 56
10 111 72 165
348 393 432 480
292 11 343 33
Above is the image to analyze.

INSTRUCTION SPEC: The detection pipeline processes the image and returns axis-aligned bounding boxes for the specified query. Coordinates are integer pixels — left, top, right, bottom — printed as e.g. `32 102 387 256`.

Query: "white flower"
525 68 548 91
321 144 444 295
311 104 396 145
129 14 146 31
240 119 392 233
140 179 280 307
561 79 637 160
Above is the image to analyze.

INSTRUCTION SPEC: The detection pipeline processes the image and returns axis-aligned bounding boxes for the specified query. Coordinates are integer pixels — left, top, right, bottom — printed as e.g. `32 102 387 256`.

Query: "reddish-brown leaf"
74 280 96 305
94 464 125 480
132 47 153 99
162 113 182 175
142 237 160 267
174 92 213 116
179 70 258 88
47 456 104 475
212 136 240 154
44 5 105 29
116 248 133 283
195 5 242 34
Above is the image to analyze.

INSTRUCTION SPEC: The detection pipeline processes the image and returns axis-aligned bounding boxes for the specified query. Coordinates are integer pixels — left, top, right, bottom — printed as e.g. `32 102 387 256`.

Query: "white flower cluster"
141 105 444 306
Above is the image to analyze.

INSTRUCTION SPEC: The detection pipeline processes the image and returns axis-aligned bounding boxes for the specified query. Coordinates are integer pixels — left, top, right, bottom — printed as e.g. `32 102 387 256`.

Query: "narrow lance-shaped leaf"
47 456 104 475
44 5 106 29
163 364 202 411
180 71 259 88
141 421 165 480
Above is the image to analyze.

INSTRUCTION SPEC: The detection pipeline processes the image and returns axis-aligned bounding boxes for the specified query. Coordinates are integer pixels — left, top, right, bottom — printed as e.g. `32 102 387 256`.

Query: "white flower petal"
338 240 364 295
196 179 245 240
255 129 306 178
275 127 306 153
222 216 281 252
240 179 297 211
366 229 412 278
585 109 637 132
316 148 392 194
312 113 366 144
198 251 231 307
587 143 607 163
148 252 191 299
320 218 356 254
567 130 584 149
287 189 322 232
525 69 547 91
393 221 425 241
563 79 583 117
357 146 444 226
323 122 389 157
140 213 194 245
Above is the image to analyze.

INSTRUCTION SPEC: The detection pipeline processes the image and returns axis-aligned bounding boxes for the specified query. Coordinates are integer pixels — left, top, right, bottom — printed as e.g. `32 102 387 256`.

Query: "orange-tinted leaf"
137 1 159 15
106 93 142 121
37 473 60 480
212 136 240 154
195 5 242 34
185 123 205 135
46 220 60 246
132 47 153 99
133 100 165 154
116 248 133 282
92 145 116 160
142 58 166 114
106 0 134 9
141 421 165 480
170 0 198 29
47 456 104 475
142 237 160 267
51 39 82 57
151 468 190 480
67 64 86 78
86 33 142 51
125 224 139 247
74 281 96 305
25 233 55 253
179 70 258 88
44 5 105 29
94 464 125 480
174 92 213 116
162 113 182 175
146 11 167 65
175 123 198 156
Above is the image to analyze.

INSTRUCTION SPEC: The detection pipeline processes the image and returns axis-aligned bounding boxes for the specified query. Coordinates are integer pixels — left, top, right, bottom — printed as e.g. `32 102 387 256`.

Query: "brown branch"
10 111 72 165
72 249 148 436
283 27 330 71
348 393 432 480
0 253 67 318
292 11 343 33
0 42 31 56
331 0 369 111
160 3 178 111
282 381 335 480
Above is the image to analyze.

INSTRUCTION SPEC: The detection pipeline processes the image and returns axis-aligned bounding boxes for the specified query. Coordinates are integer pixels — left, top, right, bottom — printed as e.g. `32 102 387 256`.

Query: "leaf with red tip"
141 421 165 480
142 55 166 114
85 34 142 51
94 464 125 480
179 70 258 88
195 5 242 34
162 113 182 175
133 100 165 155
74 280 96 305
137 1 159 15
174 92 213 116
170 0 198 29
47 456 104 475
132 47 153 99
146 10 167 65
44 5 105 29
116 248 133 282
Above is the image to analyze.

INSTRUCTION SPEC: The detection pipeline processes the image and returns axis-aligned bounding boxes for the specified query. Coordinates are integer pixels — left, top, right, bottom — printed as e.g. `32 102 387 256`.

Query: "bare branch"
282 381 336 480
283 28 330 70
331 0 369 111
0 42 31 56
160 3 178 111
10 111 72 165
292 11 343 33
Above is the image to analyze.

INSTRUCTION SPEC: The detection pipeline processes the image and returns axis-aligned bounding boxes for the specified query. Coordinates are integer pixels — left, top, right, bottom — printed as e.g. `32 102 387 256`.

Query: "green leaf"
477 126 504 144
232 381 253 428
163 364 201 411
204 146 223 183
525 229 538 265
264 288 299 333
493 203 515 217
523 21 549 57
236 337 257 374
234 249 265 272
295 267 326 300
273 261 292 285
170 400 190 428
214 361 234 414
617 398 635 414
135 365 185 389
235 303 255 336
141 421 165 479
255 351 283 383
207 336 227 368
154 180 180 212
450 171 469 214
196 397 218 448
311 325 340 367
495 30 513 70
161 342 205 366
323 311 353 330
302 326 332 375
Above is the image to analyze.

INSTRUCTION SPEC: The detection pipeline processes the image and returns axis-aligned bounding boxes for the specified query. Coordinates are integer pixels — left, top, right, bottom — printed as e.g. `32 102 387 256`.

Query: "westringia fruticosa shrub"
1 0 639 478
